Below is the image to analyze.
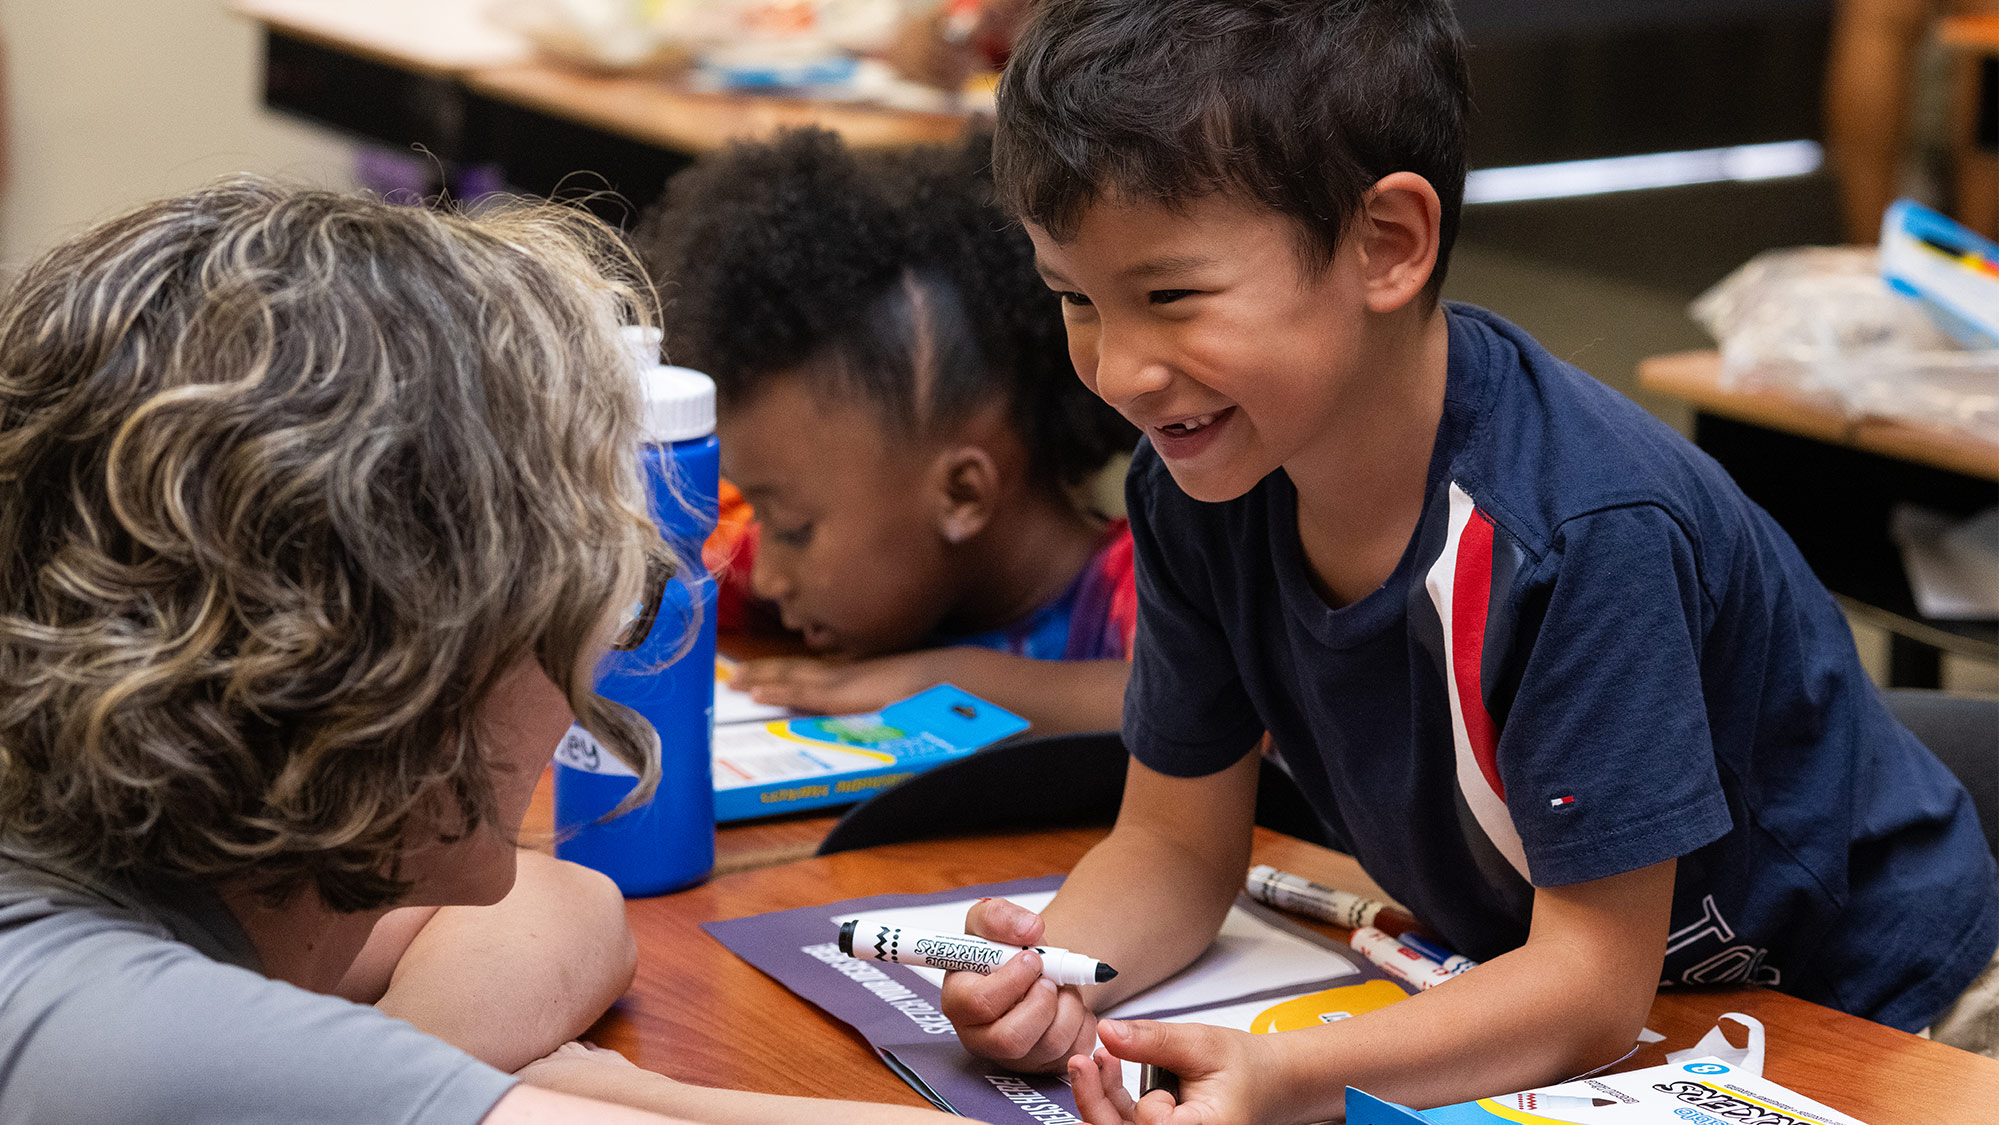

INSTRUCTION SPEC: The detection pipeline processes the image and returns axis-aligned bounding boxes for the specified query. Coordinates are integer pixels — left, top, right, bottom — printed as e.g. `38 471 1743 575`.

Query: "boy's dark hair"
994 0 1471 294
638 127 1134 492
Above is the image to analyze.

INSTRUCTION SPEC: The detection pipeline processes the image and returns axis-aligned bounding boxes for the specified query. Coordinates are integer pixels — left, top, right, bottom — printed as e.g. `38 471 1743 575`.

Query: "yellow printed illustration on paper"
1249 979 1408 1032
757 716 907 765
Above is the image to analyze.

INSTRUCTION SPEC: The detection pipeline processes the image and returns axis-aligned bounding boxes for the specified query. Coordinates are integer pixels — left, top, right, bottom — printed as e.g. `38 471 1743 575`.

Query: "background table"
237 0 970 220
577 825 1996 1125
1638 350 1998 687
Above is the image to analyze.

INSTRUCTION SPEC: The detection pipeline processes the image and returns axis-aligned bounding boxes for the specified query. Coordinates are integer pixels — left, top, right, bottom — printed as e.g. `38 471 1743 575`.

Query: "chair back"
817 732 1343 855
817 731 1128 856
1883 688 1998 856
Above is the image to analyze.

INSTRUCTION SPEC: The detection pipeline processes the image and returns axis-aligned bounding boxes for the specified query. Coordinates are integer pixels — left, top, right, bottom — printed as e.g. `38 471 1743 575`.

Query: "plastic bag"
487 0 691 71
1690 246 1998 442
1663 1012 1766 1077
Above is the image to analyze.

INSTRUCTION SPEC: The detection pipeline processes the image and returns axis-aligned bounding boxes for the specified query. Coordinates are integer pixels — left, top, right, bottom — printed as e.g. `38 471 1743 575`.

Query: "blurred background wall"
0 0 1986 691
0 0 352 266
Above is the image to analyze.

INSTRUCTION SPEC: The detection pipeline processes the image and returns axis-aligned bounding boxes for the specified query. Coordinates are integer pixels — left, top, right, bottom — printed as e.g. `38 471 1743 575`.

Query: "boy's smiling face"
1028 192 1376 503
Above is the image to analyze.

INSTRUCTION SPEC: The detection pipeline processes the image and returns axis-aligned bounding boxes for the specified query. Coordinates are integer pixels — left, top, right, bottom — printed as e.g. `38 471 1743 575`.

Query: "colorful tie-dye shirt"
937 520 1136 661
706 488 1136 662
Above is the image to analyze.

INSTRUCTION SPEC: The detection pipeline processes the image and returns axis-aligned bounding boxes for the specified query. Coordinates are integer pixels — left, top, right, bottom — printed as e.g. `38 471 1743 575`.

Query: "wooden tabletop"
464 64 970 155
239 0 971 156
1638 350 1999 481
234 0 530 76
583 826 1995 1125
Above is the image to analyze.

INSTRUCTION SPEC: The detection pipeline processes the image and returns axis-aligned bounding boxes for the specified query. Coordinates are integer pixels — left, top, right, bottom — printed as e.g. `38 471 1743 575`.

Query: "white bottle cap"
621 324 715 443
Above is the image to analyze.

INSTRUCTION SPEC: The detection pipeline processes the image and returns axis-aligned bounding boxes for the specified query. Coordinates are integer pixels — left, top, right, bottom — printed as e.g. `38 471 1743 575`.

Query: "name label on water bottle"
553 723 638 778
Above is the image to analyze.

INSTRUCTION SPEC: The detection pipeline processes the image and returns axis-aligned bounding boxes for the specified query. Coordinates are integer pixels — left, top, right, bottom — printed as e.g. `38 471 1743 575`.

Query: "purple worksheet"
702 875 1412 1122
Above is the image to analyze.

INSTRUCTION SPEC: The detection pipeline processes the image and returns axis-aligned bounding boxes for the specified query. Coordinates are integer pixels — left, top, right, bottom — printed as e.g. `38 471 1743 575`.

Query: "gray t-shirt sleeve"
0 871 519 1125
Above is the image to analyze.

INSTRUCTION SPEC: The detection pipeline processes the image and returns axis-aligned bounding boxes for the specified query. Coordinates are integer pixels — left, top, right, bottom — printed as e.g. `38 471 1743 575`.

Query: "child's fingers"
1067 1054 1131 1125
1097 1019 1206 1076
736 654 848 680
965 969 1070 1065
1132 1089 1182 1125
726 658 788 689
743 682 805 707
728 656 790 677
740 660 866 711
1011 985 1096 1071
739 664 832 707
942 947 1047 1029
1092 1048 1137 1117
962 896 1048 946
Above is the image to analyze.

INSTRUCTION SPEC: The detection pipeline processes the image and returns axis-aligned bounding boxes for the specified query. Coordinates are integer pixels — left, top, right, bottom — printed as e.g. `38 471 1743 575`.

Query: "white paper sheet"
1892 504 1998 619
835 891 1364 1008
714 657 800 726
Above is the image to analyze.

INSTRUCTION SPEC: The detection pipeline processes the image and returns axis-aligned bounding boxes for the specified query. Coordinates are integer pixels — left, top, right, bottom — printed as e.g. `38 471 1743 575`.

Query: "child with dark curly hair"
640 128 1139 734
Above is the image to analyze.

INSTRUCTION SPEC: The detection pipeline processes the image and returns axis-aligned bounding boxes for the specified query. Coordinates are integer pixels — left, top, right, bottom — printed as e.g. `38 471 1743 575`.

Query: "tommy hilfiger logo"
1549 795 1576 809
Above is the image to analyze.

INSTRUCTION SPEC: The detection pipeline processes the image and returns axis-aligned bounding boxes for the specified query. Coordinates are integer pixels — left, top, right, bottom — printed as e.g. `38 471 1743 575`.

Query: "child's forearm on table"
378 852 636 1071
1254 859 1675 1122
930 649 1129 735
528 1069 975 1125
1041 824 1243 1008
1257 937 1658 1122
1040 752 1262 1008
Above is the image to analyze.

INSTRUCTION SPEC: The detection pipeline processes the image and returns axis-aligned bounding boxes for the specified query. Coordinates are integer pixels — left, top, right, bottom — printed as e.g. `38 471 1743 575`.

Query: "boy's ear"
1356 172 1443 314
930 445 1000 545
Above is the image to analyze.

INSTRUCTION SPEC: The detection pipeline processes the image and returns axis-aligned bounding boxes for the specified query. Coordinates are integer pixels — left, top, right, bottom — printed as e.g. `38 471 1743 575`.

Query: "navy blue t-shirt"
1124 303 1997 1031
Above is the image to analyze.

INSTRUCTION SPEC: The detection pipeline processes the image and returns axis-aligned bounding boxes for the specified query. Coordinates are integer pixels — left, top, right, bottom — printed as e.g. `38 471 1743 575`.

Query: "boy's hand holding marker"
1061 870 1482 1125
918 900 1288 1125
920 871 1488 1125
935 898 1104 1072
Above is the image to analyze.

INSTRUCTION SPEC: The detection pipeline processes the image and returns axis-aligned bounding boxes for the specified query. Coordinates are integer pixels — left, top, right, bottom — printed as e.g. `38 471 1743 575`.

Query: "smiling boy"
938 1 1998 1120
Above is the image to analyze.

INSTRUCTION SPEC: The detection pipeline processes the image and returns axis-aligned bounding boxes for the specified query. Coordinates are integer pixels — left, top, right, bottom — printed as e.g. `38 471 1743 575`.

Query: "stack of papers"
704 876 1414 1118
1349 1057 1868 1125
710 667 1029 821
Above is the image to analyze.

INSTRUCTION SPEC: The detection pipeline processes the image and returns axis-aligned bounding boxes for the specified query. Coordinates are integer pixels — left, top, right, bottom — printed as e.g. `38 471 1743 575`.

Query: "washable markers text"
838 916 1118 987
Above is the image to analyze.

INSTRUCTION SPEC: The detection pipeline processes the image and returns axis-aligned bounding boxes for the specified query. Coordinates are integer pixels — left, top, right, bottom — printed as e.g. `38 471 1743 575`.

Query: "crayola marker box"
711 684 1029 821
1347 1058 1868 1125
1879 198 1998 346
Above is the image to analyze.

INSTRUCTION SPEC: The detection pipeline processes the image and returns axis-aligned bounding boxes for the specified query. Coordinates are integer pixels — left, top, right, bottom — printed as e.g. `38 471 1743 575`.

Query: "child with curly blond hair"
0 177 974 1125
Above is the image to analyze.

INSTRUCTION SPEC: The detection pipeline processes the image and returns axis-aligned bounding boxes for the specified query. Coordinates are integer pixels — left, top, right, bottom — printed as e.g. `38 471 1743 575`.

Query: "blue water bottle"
553 326 718 896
